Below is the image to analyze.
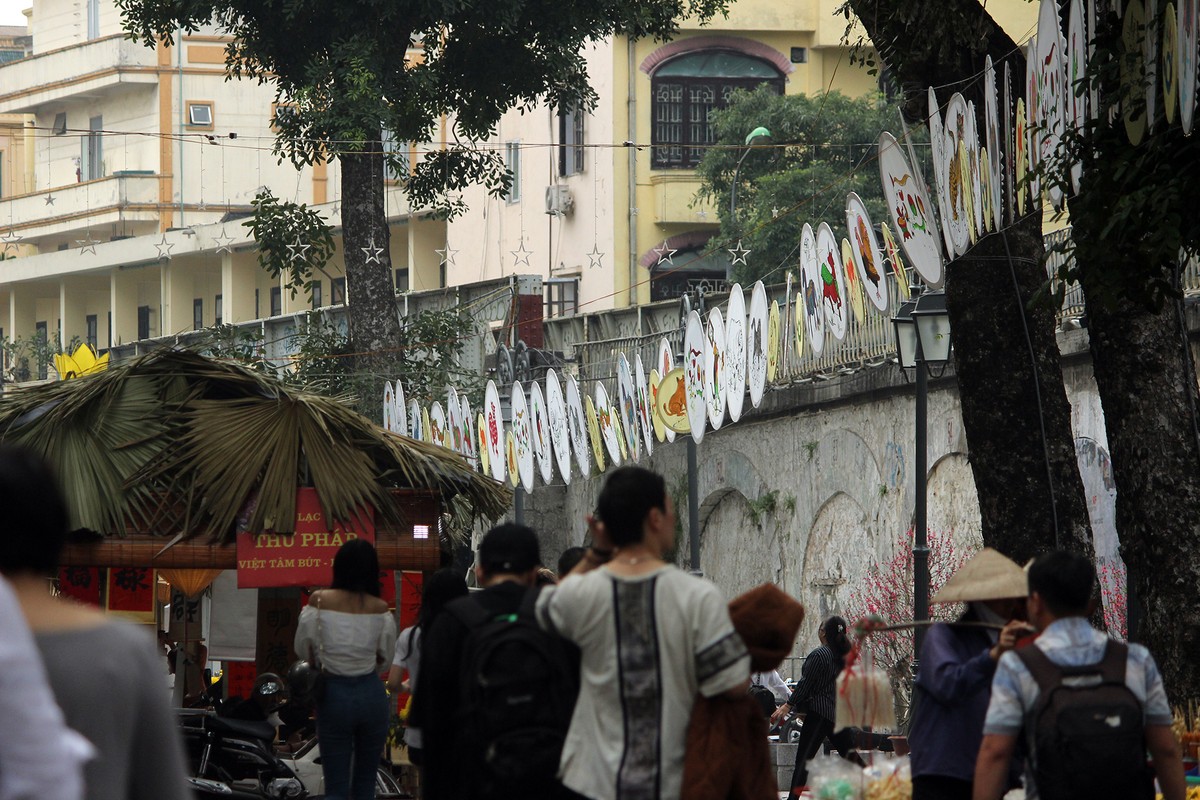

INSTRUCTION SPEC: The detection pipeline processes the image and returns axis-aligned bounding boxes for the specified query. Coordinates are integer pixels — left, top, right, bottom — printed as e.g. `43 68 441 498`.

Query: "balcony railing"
0 172 162 241
0 35 158 113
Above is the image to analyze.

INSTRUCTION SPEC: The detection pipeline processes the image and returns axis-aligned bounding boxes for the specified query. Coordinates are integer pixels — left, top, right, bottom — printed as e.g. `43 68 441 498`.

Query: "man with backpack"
415 522 578 800
973 551 1185 800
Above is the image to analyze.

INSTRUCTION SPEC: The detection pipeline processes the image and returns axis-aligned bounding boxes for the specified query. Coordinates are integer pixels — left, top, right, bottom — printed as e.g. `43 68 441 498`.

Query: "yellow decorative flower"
54 343 110 380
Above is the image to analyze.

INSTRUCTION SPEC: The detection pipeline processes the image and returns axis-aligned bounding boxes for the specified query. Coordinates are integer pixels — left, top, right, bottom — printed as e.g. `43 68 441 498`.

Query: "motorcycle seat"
205 715 277 743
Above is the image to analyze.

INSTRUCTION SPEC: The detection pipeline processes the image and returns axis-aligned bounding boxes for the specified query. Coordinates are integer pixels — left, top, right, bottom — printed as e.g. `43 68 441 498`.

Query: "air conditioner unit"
545 184 574 217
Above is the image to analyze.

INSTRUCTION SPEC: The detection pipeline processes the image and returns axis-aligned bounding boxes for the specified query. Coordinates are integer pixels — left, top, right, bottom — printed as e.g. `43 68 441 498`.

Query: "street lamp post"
727 126 771 278
891 290 951 665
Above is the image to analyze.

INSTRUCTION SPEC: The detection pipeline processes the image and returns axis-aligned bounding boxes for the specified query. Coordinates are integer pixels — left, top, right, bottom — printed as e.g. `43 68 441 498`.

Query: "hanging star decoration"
361 239 384 265
76 236 100 256
695 209 708 220
155 234 175 260
331 202 341 216
213 227 234 255
1 229 23 254
587 244 604 269
288 236 312 264
652 242 677 265
435 246 457 267
511 239 532 268
44 194 55 206
772 207 781 219
728 240 751 266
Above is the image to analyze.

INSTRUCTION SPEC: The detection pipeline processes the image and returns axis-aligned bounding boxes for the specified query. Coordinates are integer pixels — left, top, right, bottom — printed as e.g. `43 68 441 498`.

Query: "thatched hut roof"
0 349 510 542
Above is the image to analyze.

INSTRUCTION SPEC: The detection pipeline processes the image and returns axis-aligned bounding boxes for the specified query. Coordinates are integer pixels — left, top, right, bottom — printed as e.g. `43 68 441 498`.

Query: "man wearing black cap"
415 522 574 800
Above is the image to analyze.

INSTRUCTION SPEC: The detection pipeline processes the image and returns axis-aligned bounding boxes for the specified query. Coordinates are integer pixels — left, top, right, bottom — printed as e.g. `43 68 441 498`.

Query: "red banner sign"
236 488 375 588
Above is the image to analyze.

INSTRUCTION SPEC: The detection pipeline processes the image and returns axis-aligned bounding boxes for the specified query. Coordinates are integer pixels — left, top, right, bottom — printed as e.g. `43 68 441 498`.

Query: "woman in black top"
770 616 864 800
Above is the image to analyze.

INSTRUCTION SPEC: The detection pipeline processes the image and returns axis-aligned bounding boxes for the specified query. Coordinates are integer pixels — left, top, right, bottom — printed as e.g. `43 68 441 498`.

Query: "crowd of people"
0 447 1189 800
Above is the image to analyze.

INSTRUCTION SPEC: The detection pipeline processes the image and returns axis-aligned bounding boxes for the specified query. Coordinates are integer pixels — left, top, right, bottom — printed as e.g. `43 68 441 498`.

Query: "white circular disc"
815 223 849 341
704 308 727 430
845 192 889 313
725 284 748 422
529 381 553 485
684 310 708 444
545 370 572 484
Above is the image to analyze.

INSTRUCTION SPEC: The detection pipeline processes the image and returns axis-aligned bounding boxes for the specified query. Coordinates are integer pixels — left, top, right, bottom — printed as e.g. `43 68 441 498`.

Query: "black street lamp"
891 289 952 662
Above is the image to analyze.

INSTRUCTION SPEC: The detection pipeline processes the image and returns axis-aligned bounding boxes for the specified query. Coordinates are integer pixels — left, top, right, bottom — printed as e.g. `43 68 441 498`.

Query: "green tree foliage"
695 88 910 284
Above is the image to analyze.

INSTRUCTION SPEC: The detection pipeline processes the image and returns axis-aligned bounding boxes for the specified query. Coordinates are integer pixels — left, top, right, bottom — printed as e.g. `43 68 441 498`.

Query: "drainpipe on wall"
177 26 185 228
627 37 638 307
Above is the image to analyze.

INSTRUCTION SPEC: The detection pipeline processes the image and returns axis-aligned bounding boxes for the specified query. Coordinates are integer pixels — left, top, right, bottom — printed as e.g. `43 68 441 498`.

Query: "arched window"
651 51 784 170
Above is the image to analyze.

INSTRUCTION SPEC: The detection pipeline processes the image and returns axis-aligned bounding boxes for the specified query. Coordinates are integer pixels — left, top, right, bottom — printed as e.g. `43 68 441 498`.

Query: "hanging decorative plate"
510 382 534 492
844 193 889 313
703 308 727 430
447 387 463 453
565 374 591 477
928 87 956 262
392 382 407 437
878 133 943 287
484 380 506 483
1004 61 1017 223
683 309 707 444
799 224 826 357
409 399 423 443
793 293 805 358
634 354 654 458
1067 0 1087 193
1123 0 1150 144
477 412 490 476
657 338 676 443
529 381 553 486
840 237 868 325
1181 0 1198 134
1166 2 1180 124
649 368 668 442
545 370 572 484
766 300 781 384
1015 98 1029 216
506 431 520 488
430 401 447 449
879 222 910 301
585 395 606 474
382 382 395 434
460 394 474 463
747 281 769 407
941 93 971 255
656 367 691 434
1025 42 1042 205
958 142 976 244
978 147 994 237
984 56 1004 229
616 354 641 461
725 284 748 422
1036 0 1067 207
1147 0 1161 133
815 223 849 341
421 407 433 445
612 412 628 461
963 101 983 237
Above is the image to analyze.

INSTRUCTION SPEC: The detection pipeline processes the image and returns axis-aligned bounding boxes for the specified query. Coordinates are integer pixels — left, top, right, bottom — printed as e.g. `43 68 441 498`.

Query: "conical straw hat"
931 548 1027 604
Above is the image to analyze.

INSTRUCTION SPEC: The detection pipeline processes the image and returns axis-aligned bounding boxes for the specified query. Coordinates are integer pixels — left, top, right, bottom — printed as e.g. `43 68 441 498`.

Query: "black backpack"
1015 640 1153 800
749 680 776 718
446 588 577 797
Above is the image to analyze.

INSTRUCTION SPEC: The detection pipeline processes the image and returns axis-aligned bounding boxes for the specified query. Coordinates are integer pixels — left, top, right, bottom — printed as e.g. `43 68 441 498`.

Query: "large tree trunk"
847 0 1093 561
339 132 403 417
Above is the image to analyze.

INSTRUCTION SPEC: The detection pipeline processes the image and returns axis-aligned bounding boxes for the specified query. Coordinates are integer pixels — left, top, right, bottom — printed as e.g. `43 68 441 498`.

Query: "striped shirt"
787 645 841 723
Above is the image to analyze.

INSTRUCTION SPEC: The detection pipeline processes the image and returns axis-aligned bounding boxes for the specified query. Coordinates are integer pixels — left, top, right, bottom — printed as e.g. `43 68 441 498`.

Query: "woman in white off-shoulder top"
294 539 397 800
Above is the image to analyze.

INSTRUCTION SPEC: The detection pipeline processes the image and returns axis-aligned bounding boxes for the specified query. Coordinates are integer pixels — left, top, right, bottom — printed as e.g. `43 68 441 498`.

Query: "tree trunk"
339 131 403 417
847 0 1093 561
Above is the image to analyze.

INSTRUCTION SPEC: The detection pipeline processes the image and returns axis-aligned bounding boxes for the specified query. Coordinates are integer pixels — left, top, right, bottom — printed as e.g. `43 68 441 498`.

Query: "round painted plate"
704 308 727 430
649 368 667 440
382 381 395 434
1123 0 1149 145
477 412 490 475
766 300 781 384
799 223 825 357
421 407 432 445
683 310 707 444
393 382 407 437
928 87 955 262
510 382 534 492
506 431 519 488
1036 0 1066 207
1025 41 1042 204
879 222 910 301
845 193 889 313
529 380 552 486
984 56 1005 228
793 292 805 357
1180 0 1198 134
409 399 423 442
656 367 690 433
657 339 676 442
966 101 984 236
594 382 622 465
484 380 506 483
1015 97 1029 216
1165 2 1180 125
942 92 971 255
545 370 572 484
612 411 628 462
616 354 641 461
879 132 943 288
841 237 867 325
1067 1 1087 193
430 401 447 449
725 284 748 423
747 281 769 406
634 354 655 458
447 387 462 453
460 395 475 465
565 374 591 477
958 142 976 244
815 223 849 341
585 395 605 474
1004 61 1017 222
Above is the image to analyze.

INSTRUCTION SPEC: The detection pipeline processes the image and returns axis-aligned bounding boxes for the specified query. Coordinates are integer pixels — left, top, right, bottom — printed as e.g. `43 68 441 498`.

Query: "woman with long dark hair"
294 538 397 800
386 569 467 769
770 615 864 800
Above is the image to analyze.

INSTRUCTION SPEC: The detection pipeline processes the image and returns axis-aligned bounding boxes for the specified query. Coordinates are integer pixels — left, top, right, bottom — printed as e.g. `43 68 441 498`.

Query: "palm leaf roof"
0 349 510 542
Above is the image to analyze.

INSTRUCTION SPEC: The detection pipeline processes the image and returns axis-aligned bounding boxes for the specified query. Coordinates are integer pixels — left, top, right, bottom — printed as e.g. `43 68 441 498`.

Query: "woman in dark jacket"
770 616 863 800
